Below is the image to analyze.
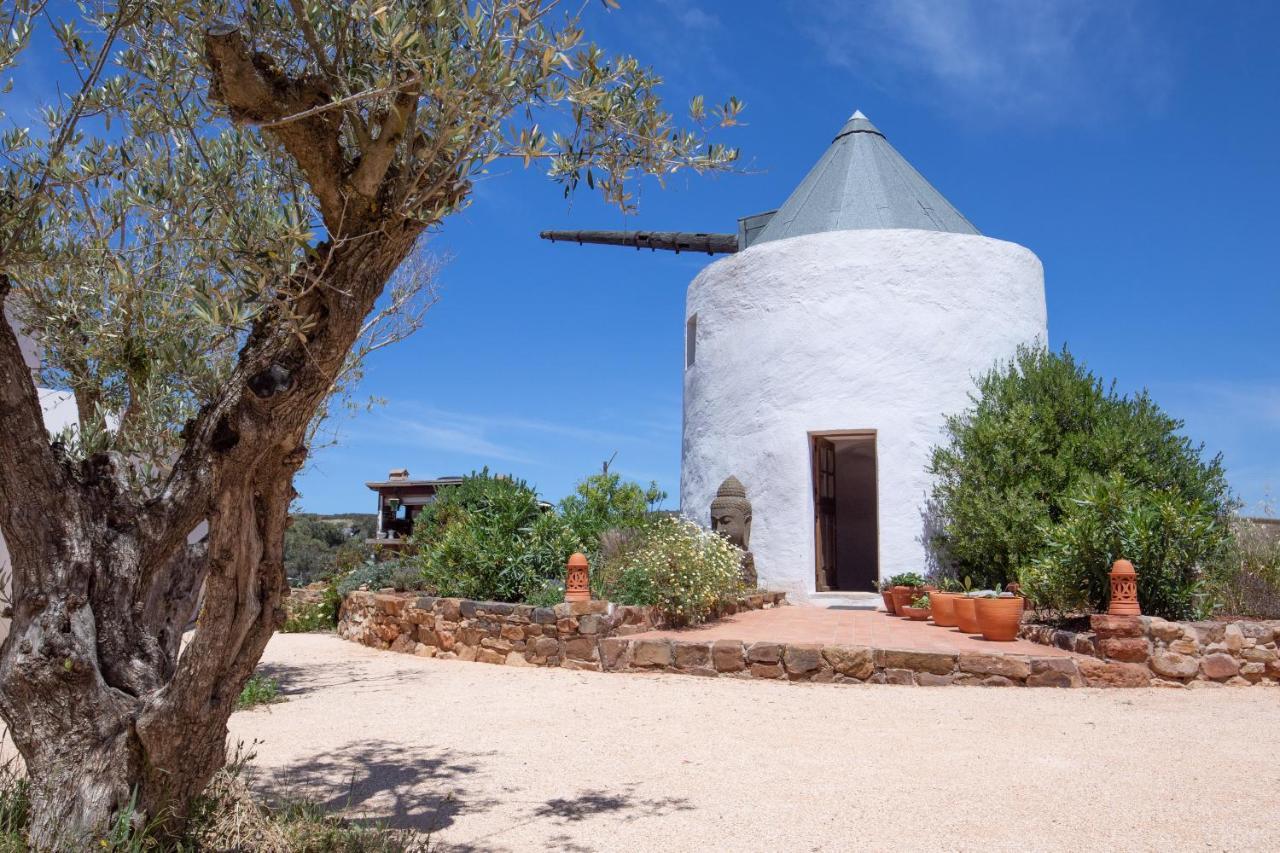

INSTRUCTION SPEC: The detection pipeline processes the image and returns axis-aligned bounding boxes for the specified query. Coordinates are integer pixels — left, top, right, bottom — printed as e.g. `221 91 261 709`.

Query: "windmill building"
552 111 1049 599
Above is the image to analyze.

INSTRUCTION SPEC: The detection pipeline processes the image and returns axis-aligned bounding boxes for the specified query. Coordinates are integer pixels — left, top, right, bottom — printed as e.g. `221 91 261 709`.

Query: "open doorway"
811 431 879 592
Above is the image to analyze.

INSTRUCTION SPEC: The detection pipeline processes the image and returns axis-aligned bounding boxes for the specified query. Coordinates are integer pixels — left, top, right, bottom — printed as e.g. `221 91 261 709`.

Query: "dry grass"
0 743 423 852
192 769 425 852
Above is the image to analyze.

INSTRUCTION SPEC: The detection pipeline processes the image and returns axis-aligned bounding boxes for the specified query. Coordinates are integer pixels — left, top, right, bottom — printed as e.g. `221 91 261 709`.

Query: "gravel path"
230 633 1280 852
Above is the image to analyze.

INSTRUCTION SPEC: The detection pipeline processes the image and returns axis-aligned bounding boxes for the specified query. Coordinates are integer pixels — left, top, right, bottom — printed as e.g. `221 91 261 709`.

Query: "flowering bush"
597 516 744 626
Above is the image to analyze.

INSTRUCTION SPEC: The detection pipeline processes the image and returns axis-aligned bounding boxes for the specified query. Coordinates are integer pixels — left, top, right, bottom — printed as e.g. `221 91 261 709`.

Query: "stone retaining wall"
599 638 1085 687
339 591 1280 689
1020 615 1280 688
337 590 787 670
284 582 330 620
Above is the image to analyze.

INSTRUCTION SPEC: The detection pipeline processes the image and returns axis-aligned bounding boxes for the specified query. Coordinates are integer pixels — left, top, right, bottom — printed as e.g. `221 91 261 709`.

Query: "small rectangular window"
685 314 697 369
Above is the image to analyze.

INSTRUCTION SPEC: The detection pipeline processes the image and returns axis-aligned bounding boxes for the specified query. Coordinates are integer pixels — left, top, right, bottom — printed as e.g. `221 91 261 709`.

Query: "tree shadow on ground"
250 738 498 835
429 785 695 853
255 659 427 699
533 787 694 824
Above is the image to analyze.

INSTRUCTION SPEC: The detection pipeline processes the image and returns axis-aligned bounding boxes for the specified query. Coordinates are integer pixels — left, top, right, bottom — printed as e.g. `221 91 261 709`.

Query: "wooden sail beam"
539 229 739 255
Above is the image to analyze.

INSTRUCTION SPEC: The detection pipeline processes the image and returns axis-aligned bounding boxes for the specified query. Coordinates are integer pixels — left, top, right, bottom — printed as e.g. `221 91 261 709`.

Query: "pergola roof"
364 476 463 491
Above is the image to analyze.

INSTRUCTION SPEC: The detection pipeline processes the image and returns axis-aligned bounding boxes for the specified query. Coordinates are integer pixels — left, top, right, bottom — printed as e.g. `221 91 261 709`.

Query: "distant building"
365 469 463 548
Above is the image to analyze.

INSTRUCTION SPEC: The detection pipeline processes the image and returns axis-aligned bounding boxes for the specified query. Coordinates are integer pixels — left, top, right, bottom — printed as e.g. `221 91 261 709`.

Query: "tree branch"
285 0 337 82
204 24 347 229
350 86 419 201
0 281 63 569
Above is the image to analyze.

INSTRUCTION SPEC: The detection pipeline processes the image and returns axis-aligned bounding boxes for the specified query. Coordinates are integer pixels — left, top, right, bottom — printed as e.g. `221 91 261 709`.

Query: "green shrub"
281 578 343 633
0 760 29 850
522 577 567 607
385 562 427 593
409 471 577 602
595 516 743 625
236 674 283 711
334 559 423 597
1020 473 1230 620
280 602 332 634
334 539 373 574
590 526 649 603
335 561 392 597
928 345 1233 591
558 467 665 551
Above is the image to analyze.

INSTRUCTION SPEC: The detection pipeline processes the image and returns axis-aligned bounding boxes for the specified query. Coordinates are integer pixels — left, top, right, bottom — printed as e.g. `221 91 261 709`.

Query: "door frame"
808 429 880 592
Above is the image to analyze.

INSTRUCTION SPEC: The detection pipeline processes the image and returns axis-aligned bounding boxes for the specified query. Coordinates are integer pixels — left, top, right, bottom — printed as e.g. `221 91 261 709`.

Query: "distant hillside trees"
284 515 376 587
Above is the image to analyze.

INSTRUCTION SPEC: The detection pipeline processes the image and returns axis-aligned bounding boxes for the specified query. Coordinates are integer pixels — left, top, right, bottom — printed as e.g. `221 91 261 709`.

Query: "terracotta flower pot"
974 596 1025 642
891 586 917 615
929 591 959 628
881 591 898 615
901 605 931 621
953 596 982 634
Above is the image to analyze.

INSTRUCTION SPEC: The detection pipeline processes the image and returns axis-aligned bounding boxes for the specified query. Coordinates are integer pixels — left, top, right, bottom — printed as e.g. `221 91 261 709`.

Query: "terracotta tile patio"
629 605 1074 657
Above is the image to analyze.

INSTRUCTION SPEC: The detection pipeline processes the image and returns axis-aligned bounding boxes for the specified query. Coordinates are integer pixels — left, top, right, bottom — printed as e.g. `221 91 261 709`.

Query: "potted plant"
878 578 899 615
901 593 932 621
974 590 1025 642
927 582 961 628
953 589 989 635
888 572 925 616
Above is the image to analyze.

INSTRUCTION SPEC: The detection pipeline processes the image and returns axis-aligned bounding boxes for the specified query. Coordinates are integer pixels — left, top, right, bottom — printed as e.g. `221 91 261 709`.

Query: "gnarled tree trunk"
0 231 421 846
0 11 481 835
0 23 441 844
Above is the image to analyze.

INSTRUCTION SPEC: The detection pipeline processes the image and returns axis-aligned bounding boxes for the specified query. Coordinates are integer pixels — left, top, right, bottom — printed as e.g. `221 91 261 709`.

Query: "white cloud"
665 5 718 33
375 414 533 463
802 0 1175 124
354 401 668 466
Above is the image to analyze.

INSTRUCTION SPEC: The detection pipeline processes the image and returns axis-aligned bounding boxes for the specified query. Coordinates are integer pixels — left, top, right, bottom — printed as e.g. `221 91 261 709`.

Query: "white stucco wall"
680 228 1047 600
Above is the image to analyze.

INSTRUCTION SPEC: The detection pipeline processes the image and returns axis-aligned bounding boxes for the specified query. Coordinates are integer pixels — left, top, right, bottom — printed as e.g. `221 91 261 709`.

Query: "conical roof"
754 110 978 244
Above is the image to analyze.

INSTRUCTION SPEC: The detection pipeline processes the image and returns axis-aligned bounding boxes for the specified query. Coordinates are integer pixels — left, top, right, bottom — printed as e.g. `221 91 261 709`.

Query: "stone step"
806 592 882 611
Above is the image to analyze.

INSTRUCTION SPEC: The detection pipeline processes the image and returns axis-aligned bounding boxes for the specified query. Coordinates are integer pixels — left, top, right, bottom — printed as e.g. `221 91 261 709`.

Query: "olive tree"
0 0 738 845
927 345 1233 590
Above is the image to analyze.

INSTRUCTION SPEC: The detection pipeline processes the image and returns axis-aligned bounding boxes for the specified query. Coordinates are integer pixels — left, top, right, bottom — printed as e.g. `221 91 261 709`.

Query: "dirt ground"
230 633 1280 852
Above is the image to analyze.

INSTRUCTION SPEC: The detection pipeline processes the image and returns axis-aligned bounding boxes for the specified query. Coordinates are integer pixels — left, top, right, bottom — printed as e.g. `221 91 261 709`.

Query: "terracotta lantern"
565 552 590 603
1108 559 1140 616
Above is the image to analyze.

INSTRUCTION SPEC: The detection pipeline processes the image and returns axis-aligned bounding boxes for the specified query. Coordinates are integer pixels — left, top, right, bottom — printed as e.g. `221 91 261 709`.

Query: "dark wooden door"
813 436 837 591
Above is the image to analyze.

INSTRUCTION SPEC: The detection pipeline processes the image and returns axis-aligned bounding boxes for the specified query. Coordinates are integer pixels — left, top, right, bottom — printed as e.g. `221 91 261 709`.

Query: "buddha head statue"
710 475 752 552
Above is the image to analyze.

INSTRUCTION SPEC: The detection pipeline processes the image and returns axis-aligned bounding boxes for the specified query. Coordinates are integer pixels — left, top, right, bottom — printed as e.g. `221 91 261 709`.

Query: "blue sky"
10 1 1277 515
299 0 1279 516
